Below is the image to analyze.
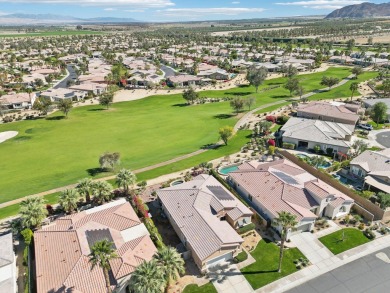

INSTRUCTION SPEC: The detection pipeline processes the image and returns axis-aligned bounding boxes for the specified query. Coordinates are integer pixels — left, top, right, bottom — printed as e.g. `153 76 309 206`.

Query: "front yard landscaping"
240 239 306 289
182 283 217 293
319 228 371 255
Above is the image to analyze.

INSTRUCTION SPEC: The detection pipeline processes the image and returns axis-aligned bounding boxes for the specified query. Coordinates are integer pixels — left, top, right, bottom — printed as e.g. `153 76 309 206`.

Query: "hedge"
238 223 256 234
234 250 248 263
282 142 295 150
143 218 165 249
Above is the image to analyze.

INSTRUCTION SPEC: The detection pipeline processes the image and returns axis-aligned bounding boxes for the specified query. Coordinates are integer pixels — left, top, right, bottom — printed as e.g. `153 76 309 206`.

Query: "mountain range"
326 2 390 18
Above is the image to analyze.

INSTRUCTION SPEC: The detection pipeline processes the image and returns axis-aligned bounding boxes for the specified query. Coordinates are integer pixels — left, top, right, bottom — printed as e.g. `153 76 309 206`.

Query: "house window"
249 195 253 202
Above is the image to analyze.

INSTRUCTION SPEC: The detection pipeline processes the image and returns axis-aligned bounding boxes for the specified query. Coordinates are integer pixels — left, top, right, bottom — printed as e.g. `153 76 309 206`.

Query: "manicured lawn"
368 121 390 130
183 283 217 293
241 239 306 289
319 228 371 255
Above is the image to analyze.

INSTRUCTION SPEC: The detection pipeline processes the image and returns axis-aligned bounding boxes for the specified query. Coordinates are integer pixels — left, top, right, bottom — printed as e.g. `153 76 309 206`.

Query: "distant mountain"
326 2 390 18
0 13 138 25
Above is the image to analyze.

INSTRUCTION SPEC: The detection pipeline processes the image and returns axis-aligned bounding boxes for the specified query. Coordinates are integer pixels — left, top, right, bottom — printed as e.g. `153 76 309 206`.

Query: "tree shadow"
224 92 252 96
87 108 105 112
46 116 65 121
201 143 219 150
214 113 235 119
241 269 279 275
86 168 106 176
172 103 189 107
270 95 290 99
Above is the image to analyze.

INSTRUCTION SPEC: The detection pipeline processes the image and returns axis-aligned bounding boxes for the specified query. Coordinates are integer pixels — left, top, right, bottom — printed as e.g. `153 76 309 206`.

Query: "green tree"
296 86 305 101
76 178 94 203
272 211 298 273
116 168 137 195
88 239 118 293
377 193 390 209
320 76 339 89
57 98 73 117
246 65 268 93
99 152 120 171
349 82 359 101
370 102 388 126
129 259 165 293
230 97 244 114
382 79 390 98
33 96 52 116
284 77 299 96
309 156 328 168
351 139 369 156
182 87 198 104
351 66 363 79
58 189 80 214
92 181 113 204
154 246 185 286
245 96 256 110
20 197 48 229
99 92 114 109
219 126 233 145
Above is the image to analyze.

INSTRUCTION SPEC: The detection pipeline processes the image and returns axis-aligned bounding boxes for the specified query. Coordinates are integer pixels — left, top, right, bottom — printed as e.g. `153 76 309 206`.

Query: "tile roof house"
157 174 252 272
297 102 361 125
34 199 157 293
0 233 16 293
350 150 390 194
280 117 354 154
228 160 353 237
0 92 36 109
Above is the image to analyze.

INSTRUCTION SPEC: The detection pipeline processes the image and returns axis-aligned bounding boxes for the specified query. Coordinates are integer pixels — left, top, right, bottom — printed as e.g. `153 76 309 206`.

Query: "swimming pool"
219 165 239 175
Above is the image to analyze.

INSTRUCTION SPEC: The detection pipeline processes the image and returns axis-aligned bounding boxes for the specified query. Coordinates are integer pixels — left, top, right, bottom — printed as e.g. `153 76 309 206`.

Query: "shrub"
266 115 276 123
358 223 365 230
234 250 248 263
326 148 334 156
379 227 389 235
21 228 33 246
238 223 256 234
313 145 321 153
277 115 290 125
340 160 351 168
363 228 376 239
282 142 295 150
143 218 165 249
23 247 29 266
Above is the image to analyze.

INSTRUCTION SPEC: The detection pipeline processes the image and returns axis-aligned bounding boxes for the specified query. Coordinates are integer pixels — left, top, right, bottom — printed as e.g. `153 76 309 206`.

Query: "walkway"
208 263 253 293
255 233 390 293
290 233 334 265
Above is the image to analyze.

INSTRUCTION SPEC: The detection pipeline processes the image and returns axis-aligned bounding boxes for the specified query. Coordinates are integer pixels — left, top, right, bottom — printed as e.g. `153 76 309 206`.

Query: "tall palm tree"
154 246 185 286
20 197 48 229
129 259 165 293
115 169 137 195
272 211 298 273
92 181 113 204
349 82 358 101
58 189 80 214
76 178 93 203
88 239 118 293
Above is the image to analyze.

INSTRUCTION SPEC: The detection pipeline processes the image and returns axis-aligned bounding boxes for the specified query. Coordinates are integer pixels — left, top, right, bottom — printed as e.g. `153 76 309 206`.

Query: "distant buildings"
34 199 157 293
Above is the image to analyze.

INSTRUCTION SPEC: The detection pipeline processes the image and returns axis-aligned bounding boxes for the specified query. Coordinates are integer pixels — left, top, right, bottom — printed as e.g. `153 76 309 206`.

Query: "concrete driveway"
208 263 253 293
290 232 334 265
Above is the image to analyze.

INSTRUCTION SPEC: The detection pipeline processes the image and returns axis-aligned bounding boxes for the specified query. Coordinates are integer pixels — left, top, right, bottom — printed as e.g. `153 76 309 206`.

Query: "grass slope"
319 228 371 254
241 239 305 289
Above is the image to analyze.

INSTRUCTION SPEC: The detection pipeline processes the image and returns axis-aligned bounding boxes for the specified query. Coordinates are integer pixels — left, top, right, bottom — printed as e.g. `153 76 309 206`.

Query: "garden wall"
278 150 386 221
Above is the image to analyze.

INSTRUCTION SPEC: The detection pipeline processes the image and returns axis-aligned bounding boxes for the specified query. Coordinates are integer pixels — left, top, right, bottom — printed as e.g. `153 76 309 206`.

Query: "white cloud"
0 0 175 7
232 1 240 4
159 7 265 17
275 0 364 10
104 8 116 11
125 9 145 12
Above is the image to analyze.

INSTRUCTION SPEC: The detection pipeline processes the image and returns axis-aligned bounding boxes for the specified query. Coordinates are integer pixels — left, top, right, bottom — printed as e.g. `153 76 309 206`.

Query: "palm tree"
349 82 359 101
58 189 80 214
92 181 113 204
129 259 165 293
115 169 137 195
76 178 93 203
154 246 185 286
272 211 298 273
20 197 48 229
88 239 118 293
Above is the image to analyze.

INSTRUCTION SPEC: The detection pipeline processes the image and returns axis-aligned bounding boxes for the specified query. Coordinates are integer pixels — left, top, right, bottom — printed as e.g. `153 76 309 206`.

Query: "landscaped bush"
238 223 256 234
363 228 376 239
326 148 334 156
358 223 365 230
234 250 248 263
282 142 295 150
143 218 165 249
276 115 289 125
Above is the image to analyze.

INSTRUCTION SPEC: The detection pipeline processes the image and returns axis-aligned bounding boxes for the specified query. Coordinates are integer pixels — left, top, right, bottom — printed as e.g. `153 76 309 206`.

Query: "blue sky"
0 0 383 21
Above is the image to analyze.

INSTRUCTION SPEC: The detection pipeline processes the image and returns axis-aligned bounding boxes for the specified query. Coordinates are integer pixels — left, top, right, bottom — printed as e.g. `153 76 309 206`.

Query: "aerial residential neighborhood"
1 1 390 293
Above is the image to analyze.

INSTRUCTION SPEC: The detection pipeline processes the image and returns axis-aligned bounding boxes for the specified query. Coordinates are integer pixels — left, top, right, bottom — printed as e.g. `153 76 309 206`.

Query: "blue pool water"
219 165 239 175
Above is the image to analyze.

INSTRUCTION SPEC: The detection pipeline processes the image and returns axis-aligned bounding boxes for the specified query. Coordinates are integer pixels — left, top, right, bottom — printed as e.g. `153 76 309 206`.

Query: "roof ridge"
61 255 84 290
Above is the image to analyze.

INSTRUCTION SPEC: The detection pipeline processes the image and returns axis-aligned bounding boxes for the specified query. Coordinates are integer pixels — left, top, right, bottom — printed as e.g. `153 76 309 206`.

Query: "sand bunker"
0 131 18 143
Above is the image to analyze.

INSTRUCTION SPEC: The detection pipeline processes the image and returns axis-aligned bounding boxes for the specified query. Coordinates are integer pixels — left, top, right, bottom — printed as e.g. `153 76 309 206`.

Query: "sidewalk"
255 233 390 293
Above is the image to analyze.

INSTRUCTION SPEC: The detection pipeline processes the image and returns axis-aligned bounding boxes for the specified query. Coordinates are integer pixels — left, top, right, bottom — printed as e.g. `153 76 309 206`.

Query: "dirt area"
241 229 262 252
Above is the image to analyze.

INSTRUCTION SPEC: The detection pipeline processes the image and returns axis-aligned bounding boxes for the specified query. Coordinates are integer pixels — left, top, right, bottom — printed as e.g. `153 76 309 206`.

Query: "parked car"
358 123 373 131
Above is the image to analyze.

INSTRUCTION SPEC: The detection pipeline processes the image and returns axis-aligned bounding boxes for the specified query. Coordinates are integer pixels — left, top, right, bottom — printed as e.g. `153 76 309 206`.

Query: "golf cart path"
0 73 358 210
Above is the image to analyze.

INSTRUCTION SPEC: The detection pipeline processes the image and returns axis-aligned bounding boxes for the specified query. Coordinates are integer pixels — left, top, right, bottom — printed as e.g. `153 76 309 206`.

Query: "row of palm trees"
18 168 138 229
89 240 185 293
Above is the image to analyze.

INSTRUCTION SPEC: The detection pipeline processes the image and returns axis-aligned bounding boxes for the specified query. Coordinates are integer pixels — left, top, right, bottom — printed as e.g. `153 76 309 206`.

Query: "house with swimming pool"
157 174 253 272
228 159 354 237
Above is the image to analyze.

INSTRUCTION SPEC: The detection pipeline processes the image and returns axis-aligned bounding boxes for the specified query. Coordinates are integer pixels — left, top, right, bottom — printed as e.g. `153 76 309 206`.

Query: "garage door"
206 252 233 268
296 223 311 232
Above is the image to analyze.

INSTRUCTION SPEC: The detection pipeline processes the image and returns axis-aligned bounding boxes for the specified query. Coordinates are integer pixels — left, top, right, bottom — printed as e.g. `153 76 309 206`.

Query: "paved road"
286 247 390 293
376 131 390 148
160 65 176 77
54 64 77 89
